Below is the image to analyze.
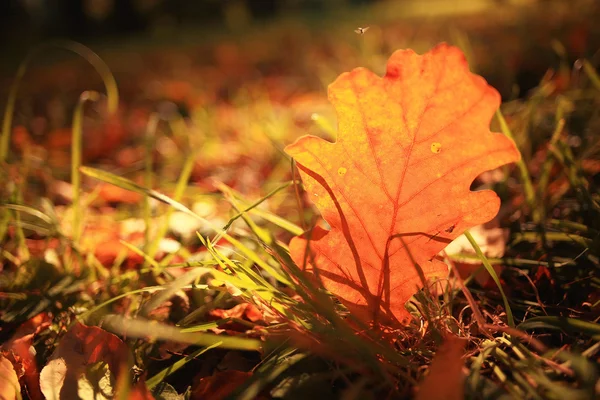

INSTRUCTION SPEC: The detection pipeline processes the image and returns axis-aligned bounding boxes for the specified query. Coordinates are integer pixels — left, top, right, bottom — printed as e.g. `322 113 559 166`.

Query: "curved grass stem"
71 91 101 245
1 40 118 163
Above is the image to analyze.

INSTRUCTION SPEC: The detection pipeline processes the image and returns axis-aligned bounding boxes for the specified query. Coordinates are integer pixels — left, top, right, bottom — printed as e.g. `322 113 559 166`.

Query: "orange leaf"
416 335 466 400
96 182 143 204
286 44 520 324
126 381 156 400
191 371 261 400
66 322 130 373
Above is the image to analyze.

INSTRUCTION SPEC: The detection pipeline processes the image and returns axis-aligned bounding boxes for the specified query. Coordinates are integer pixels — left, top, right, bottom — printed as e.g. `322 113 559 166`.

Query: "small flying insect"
355 27 370 35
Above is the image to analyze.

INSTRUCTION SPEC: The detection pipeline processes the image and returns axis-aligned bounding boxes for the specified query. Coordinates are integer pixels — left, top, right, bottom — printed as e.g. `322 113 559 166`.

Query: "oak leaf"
286 43 519 323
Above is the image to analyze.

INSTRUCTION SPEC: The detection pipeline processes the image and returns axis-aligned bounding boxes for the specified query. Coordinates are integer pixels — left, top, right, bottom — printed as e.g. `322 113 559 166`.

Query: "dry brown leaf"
416 336 466 400
2 312 52 400
191 370 267 400
39 322 130 399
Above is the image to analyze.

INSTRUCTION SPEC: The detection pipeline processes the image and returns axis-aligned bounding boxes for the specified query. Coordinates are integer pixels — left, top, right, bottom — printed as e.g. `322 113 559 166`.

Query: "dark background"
0 0 373 49
2 0 600 101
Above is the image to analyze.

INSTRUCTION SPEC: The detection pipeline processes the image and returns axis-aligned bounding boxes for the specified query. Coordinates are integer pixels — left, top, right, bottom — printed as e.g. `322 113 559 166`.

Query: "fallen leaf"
9 312 52 342
76 362 114 399
0 355 20 400
11 125 33 153
191 370 265 400
78 220 145 269
39 358 67 400
127 381 156 400
39 322 130 400
95 182 143 205
147 290 190 323
286 43 520 323
415 335 466 400
82 114 128 163
2 312 52 400
207 303 266 333
148 382 180 400
209 303 264 323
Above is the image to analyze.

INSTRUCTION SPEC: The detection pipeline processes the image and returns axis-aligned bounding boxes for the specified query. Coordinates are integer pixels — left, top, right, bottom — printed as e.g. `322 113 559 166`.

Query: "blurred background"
1 0 600 178
1 0 374 55
2 0 600 91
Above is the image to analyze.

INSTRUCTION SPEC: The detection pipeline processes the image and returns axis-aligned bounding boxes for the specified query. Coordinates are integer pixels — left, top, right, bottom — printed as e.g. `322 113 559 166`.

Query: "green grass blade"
0 204 54 226
8 220 52 236
80 166 293 288
582 60 600 92
102 314 262 351
218 181 292 232
80 166 202 220
146 152 196 260
245 206 304 236
118 240 162 271
140 267 215 317
78 285 206 323
236 350 308 400
464 230 515 327
552 140 600 216
547 219 597 235
146 342 222 389
537 118 565 210
513 231 593 248
518 316 600 339
197 233 273 290
217 232 292 286
144 114 159 251
496 110 537 221
180 320 226 333
71 91 100 244
552 350 599 391
218 181 303 236
448 253 556 268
